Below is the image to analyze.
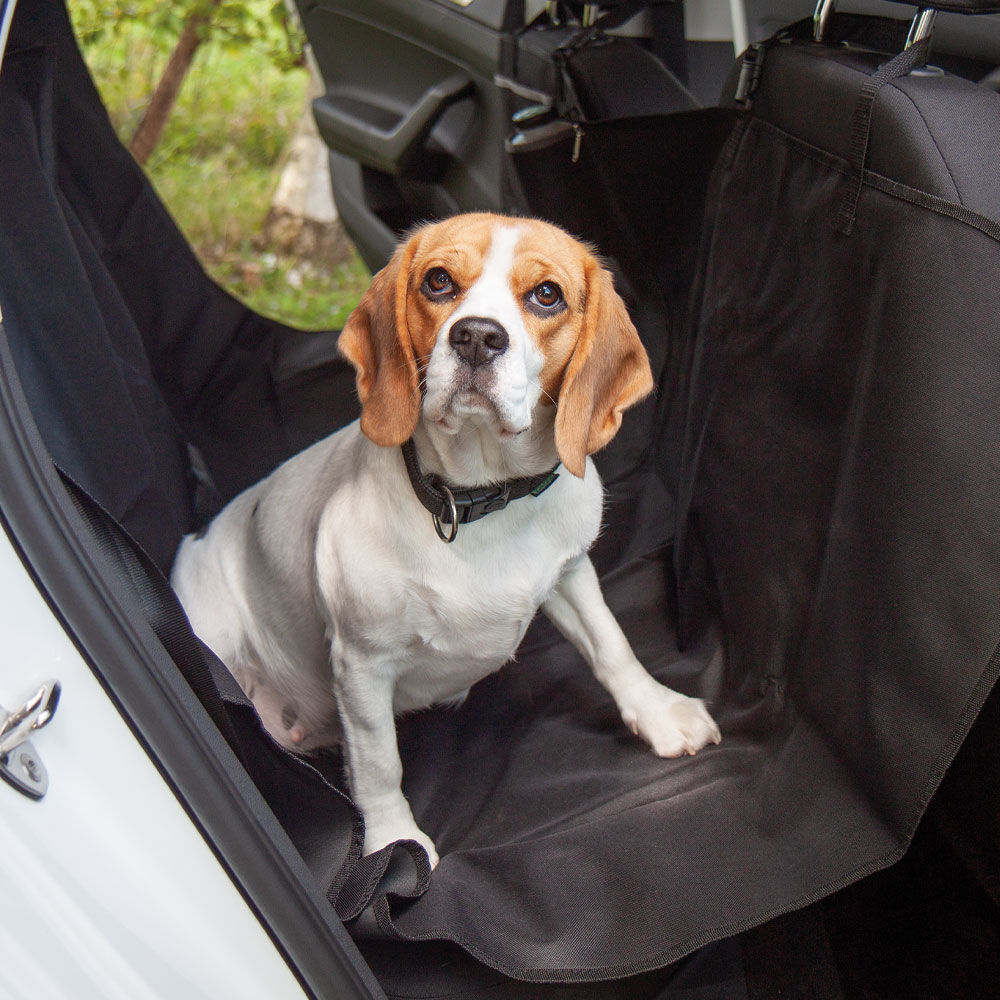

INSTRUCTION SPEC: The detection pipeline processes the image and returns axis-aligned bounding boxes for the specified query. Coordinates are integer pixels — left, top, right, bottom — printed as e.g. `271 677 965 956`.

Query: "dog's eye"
422 268 456 300
528 281 564 311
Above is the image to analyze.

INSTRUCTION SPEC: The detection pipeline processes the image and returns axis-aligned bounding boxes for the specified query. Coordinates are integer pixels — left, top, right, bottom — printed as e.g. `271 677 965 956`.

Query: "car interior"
1 1 999 997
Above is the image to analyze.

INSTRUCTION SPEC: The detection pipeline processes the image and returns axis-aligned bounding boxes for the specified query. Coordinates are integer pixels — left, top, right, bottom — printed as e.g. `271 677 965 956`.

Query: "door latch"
0 680 60 800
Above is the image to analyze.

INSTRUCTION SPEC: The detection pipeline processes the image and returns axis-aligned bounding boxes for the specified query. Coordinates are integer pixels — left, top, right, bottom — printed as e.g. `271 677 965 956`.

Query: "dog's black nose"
449 317 509 368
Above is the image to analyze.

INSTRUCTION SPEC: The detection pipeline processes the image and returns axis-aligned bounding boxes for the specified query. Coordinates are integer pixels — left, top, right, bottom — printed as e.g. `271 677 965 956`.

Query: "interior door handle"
313 73 473 176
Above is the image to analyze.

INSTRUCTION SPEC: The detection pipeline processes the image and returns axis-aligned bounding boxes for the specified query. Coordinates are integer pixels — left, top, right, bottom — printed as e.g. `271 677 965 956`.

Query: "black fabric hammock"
2 2 999 996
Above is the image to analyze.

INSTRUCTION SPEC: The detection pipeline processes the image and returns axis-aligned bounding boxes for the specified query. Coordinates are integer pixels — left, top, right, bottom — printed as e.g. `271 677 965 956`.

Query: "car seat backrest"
749 40 1000 217
676 16 1000 828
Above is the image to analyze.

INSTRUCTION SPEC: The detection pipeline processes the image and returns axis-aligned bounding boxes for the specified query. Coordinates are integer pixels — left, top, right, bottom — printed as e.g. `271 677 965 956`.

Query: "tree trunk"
260 69 352 266
129 3 219 166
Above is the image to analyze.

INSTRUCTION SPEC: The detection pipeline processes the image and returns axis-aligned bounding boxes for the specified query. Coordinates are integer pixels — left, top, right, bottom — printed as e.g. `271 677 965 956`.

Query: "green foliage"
69 1 370 330
70 0 304 70
70 0 306 141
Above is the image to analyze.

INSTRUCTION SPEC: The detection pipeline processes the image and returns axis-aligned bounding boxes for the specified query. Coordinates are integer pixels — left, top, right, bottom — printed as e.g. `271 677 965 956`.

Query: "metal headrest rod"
906 8 938 47
814 0 837 42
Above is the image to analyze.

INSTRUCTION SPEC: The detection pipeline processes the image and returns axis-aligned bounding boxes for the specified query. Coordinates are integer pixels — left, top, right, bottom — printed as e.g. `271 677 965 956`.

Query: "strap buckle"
462 483 513 523
734 42 767 106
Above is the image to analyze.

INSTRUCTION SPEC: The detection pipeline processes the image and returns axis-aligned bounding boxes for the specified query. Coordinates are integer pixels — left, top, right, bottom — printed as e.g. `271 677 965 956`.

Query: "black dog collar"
401 438 559 543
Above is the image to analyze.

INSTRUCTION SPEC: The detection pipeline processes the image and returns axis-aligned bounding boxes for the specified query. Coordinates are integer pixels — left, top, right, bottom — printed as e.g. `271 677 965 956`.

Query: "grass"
209 246 372 329
70 10 370 330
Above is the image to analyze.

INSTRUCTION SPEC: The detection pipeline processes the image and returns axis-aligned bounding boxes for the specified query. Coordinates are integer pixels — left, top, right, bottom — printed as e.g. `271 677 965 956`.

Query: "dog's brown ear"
554 259 653 478
339 236 422 446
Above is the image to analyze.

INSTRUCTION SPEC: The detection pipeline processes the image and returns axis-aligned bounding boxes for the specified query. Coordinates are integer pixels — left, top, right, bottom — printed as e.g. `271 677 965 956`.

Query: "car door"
292 0 726 272
293 0 529 270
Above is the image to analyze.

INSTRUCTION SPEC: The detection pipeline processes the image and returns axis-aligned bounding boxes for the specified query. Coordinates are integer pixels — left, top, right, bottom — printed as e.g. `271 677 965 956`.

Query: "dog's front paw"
363 814 440 869
620 683 721 758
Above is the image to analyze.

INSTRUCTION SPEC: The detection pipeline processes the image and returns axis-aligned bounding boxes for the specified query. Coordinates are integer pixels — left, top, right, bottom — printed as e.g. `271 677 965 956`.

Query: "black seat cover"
3 3 999 996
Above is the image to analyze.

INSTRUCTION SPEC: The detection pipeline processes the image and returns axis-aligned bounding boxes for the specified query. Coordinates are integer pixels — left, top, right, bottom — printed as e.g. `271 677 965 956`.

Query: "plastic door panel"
295 0 522 269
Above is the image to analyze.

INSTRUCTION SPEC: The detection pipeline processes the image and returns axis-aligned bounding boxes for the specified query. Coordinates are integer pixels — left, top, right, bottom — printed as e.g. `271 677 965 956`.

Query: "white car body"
0 526 307 1000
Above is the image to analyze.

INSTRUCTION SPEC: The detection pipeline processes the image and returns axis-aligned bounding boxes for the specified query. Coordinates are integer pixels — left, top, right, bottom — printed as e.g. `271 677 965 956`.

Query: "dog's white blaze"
455 224 523 326
423 225 545 436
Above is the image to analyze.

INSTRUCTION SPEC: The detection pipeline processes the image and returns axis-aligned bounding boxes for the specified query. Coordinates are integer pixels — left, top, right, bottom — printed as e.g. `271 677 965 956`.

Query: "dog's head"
339 213 652 477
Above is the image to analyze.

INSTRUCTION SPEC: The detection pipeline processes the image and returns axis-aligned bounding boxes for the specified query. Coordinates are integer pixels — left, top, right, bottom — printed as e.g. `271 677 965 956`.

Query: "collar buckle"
461 483 512 523
432 481 513 543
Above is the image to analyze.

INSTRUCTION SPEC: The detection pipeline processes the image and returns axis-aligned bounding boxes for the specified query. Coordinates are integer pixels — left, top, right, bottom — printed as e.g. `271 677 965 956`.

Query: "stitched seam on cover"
378 839 914 983
885 80 962 203
752 117 1000 242
750 117 852 177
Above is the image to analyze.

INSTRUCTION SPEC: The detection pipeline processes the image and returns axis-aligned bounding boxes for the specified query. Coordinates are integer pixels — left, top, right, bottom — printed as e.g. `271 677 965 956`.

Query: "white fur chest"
314 449 602 713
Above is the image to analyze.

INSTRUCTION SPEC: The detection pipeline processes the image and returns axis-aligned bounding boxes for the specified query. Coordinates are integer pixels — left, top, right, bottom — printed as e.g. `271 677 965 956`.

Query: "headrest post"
906 8 937 48
814 0 837 42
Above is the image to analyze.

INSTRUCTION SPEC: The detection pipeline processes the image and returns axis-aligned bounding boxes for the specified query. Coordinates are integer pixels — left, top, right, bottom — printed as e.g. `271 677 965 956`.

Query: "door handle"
313 73 473 176
0 679 60 799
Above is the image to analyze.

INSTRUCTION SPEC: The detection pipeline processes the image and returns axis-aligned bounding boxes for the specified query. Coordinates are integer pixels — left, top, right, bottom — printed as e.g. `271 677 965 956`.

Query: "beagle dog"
171 213 720 866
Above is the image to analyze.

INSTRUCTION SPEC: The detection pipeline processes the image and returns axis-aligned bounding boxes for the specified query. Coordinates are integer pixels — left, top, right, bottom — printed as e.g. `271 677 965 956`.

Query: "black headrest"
878 0 1000 12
